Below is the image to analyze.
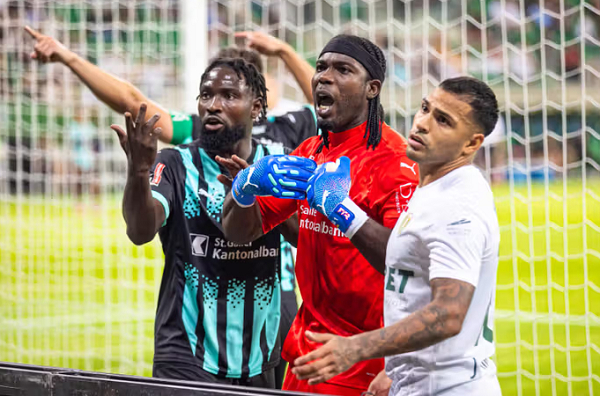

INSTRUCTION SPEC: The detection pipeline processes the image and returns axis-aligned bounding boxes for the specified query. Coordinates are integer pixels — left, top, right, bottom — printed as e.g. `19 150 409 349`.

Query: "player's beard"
199 123 247 155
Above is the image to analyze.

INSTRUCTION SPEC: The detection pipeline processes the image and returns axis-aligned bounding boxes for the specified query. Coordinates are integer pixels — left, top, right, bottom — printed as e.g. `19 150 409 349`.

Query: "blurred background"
0 1 599 395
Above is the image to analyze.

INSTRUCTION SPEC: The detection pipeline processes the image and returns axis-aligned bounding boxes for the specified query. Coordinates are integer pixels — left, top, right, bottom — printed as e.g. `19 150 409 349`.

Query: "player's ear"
464 133 484 156
251 98 262 120
366 79 382 100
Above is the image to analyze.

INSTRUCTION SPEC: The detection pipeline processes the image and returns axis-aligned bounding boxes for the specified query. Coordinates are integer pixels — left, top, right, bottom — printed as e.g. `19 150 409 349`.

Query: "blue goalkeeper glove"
306 156 369 238
232 154 317 207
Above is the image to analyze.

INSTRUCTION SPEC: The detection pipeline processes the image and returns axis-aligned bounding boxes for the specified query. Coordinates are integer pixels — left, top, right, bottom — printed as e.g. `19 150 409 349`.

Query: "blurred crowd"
1 0 599 196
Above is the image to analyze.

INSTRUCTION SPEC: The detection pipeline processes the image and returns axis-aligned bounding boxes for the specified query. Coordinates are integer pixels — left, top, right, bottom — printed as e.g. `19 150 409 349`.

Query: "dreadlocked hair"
315 36 387 154
200 57 268 123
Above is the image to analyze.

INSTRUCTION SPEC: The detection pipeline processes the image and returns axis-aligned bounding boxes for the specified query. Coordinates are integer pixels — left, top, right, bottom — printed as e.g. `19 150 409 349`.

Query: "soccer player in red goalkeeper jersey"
217 35 419 396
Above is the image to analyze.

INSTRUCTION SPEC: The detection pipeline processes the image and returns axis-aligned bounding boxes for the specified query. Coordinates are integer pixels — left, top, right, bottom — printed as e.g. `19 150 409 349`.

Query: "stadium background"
1 0 599 395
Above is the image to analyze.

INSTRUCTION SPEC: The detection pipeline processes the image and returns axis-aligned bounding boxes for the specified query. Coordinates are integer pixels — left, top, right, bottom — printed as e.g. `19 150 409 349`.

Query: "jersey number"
385 268 414 294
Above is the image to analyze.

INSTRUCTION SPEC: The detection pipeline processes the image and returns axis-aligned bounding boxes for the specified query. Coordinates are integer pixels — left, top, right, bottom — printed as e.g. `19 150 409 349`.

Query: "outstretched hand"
215 155 249 188
24 26 75 64
291 331 361 385
111 103 161 174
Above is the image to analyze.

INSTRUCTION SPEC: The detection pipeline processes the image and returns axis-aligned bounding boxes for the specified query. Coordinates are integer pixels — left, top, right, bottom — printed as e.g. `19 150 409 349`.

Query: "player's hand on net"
234 31 286 57
24 26 76 64
292 331 360 385
229 155 317 207
111 103 161 175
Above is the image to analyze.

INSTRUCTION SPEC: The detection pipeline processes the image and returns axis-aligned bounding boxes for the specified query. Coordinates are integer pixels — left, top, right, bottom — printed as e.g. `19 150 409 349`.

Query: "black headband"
319 37 385 82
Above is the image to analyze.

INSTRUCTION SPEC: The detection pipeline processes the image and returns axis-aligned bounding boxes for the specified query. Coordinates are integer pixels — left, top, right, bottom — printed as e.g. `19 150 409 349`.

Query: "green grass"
1 180 599 395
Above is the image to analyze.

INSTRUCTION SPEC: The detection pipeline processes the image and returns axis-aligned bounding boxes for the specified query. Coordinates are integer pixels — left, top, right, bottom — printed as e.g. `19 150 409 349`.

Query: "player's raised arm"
236 31 315 104
305 157 404 274
111 103 165 245
25 26 174 143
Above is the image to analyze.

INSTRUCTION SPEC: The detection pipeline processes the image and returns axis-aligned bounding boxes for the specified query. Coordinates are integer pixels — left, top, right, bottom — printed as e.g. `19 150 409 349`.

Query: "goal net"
1 0 599 395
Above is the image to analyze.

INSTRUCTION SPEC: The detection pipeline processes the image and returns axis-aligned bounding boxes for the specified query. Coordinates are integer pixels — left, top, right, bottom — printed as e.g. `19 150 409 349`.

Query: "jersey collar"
328 121 369 148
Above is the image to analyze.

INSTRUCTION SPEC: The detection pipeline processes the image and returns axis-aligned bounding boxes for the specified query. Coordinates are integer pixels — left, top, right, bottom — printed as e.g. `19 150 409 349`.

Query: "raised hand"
111 103 161 175
306 156 356 232
24 26 76 64
235 31 286 57
229 155 317 207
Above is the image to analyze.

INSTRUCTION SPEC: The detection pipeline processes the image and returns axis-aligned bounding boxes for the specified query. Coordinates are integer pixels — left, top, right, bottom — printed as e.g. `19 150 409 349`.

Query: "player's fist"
231 155 317 207
234 31 287 57
24 26 76 64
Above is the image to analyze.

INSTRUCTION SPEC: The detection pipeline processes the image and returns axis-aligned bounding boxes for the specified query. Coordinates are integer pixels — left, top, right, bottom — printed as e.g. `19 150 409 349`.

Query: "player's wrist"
329 197 368 239
231 168 257 208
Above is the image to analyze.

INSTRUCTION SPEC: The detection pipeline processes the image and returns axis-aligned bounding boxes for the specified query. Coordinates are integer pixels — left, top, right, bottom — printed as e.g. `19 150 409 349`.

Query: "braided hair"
199 57 268 123
317 35 387 154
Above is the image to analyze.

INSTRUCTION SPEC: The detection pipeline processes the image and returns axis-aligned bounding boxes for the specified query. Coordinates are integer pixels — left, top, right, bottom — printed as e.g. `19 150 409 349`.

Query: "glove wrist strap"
330 197 369 239
231 191 256 208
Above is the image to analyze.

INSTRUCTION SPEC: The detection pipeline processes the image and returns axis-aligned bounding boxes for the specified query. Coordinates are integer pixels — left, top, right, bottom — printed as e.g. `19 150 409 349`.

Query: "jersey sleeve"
426 205 487 287
256 196 298 234
149 149 181 226
169 111 200 145
264 106 318 150
369 155 419 229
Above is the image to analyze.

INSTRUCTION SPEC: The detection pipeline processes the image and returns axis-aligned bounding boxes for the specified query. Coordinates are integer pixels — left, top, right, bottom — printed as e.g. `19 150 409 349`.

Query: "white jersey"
384 165 501 395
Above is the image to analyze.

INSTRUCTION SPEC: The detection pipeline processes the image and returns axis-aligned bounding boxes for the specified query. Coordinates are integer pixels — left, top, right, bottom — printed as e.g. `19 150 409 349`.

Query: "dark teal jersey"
150 140 287 378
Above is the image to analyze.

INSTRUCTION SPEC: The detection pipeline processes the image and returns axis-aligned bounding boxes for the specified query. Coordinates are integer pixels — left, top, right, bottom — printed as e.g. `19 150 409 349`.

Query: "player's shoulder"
368 124 418 182
156 147 183 163
434 166 497 221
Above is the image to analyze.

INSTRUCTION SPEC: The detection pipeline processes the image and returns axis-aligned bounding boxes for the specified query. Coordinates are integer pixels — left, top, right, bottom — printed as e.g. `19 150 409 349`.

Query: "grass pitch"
0 180 599 395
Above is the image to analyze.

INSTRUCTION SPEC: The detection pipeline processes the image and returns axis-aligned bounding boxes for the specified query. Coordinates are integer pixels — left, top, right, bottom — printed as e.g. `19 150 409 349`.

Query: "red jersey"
257 121 418 390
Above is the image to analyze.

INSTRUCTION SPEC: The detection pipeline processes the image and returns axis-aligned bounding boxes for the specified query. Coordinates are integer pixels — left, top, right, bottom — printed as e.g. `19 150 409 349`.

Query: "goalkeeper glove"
232 154 317 207
306 156 368 238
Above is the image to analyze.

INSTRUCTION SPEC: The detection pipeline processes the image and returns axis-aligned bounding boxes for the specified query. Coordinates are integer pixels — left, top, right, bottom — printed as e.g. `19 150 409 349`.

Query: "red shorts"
283 366 367 396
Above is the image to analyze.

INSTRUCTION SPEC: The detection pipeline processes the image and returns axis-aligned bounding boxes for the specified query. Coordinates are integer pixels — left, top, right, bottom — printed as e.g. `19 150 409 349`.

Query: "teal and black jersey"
150 139 287 378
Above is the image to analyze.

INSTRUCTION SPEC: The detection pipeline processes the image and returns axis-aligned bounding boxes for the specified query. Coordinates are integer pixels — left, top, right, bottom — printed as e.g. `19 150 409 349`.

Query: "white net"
208 1 600 394
1 0 599 395
0 0 184 376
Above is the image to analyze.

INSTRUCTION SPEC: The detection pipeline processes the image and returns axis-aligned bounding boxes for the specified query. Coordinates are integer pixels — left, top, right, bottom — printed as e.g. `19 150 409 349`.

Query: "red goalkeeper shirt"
257 121 418 390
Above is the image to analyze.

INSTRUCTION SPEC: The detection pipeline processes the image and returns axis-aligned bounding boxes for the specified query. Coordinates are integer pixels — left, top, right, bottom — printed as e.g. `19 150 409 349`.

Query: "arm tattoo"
353 278 475 361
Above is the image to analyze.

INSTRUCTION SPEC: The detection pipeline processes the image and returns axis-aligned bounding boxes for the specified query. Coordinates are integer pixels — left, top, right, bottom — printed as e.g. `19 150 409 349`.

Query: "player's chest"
386 208 431 274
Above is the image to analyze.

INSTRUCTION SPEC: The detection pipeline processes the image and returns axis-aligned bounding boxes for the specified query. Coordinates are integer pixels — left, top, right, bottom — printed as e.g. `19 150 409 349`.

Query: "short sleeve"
257 196 298 234
369 155 419 229
426 206 486 287
262 106 318 150
150 149 180 226
169 111 199 145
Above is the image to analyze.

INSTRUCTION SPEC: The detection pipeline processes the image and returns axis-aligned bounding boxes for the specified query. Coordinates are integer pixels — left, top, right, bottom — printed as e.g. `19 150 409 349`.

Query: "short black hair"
212 47 264 74
199 57 268 123
439 77 499 136
317 35 387 154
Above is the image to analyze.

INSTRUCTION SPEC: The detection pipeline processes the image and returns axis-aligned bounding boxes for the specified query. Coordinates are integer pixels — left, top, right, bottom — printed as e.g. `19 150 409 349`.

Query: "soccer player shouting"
111 58 315 386
292 77 502 395
218 35 419 396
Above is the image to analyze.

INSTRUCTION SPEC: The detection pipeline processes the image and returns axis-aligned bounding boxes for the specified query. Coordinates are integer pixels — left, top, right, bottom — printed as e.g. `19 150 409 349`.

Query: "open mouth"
315 91 335 116
203 116 224 132
408 133 425 149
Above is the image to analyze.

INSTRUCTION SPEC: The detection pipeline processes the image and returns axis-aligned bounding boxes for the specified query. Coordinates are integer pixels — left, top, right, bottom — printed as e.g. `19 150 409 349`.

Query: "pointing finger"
24 26 41 39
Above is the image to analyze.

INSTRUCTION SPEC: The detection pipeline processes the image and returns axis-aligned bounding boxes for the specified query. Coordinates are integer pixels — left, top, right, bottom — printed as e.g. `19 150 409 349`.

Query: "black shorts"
152 362 276 389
